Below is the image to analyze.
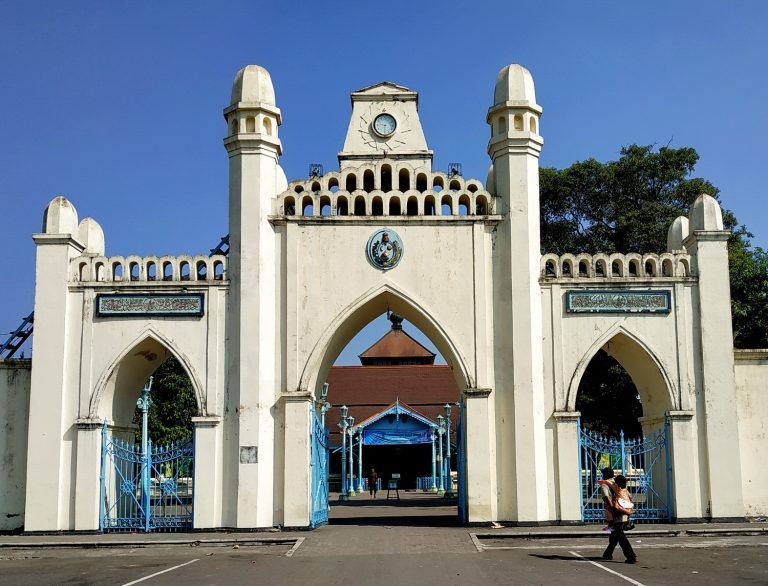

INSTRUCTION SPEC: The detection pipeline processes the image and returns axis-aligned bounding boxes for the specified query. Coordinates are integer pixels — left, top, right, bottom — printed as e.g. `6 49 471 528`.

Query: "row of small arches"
289 166 484 196
281 191 492 217
72 256 227 283
229 115 274 136
540 253 692 279
494 113 537 136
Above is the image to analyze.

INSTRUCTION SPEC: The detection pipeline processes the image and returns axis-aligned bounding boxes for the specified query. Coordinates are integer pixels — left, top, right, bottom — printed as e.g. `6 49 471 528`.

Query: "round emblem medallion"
366 228 404 270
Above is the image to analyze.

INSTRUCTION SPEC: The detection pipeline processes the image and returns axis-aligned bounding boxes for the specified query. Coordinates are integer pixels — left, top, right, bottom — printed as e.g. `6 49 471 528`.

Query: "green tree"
543 144 768 435
132 356 197 445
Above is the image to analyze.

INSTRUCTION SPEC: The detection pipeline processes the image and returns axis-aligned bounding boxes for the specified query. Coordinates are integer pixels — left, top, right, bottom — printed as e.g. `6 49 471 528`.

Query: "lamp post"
320 383 330 428
338 405 349 501
444 403 454 498
356 427 364 493
437 415 445 495
346 416 356 498
430 429 438 492
136 377 153 532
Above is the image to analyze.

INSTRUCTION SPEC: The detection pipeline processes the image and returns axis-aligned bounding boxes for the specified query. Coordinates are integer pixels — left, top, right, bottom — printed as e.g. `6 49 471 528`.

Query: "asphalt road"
1 531 766 585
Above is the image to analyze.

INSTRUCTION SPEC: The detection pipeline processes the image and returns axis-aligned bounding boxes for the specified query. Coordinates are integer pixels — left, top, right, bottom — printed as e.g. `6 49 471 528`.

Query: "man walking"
599 467 637 564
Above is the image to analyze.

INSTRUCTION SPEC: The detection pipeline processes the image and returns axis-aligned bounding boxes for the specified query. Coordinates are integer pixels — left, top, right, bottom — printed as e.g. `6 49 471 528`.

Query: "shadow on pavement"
529 554 604 562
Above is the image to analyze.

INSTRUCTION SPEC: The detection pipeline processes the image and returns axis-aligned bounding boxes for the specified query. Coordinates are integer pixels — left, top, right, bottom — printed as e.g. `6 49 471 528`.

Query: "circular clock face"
372 113 397 137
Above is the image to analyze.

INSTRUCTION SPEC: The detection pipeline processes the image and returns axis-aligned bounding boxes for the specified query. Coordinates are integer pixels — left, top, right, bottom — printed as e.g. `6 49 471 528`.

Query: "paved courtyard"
1 494 766 585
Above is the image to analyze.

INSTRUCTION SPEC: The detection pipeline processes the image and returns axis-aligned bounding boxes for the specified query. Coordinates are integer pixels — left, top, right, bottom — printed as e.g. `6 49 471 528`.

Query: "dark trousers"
604 522 636 561
369 483 377 496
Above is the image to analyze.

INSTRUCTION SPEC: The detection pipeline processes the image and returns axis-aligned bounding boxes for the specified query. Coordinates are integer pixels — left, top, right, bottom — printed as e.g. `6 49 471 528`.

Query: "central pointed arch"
299 284 473 397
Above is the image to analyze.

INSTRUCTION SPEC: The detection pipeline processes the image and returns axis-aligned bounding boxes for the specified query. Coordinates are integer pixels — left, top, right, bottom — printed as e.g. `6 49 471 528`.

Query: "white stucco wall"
735 350 768 516
0 360 31 532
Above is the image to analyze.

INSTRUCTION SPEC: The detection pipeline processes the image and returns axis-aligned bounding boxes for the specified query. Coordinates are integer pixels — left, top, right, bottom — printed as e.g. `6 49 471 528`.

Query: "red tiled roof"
358 329 436 360
325 365 459 442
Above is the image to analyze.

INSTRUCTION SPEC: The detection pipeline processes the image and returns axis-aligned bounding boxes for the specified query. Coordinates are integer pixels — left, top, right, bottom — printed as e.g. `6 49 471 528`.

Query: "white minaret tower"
487 65 550 522
223 65 284 528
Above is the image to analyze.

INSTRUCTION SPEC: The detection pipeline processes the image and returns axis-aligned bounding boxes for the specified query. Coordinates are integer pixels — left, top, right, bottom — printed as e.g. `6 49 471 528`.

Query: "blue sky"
2 1 766 360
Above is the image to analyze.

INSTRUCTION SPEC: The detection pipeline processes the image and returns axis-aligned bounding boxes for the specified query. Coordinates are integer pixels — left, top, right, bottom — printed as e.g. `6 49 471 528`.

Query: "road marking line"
121 558 199 586
569 551 645 586
285 537 305 558
469 533 486 552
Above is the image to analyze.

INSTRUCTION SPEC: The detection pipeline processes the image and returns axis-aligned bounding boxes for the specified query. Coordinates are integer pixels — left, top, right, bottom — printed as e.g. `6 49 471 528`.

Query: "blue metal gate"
100 423 194 532
310 407 330 528
457 402 468 525
578 419 672 523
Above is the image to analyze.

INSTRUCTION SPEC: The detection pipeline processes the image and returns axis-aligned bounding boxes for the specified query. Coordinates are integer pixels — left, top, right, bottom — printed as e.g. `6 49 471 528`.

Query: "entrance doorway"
320 312 464 526
575 336 672 523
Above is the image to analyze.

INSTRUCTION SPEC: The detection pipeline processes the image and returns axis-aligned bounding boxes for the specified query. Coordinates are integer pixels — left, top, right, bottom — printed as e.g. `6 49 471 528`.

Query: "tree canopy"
132 356 196 445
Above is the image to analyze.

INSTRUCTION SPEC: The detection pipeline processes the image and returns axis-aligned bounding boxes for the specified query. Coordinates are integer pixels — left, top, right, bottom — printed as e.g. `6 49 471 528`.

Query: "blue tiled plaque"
565 290 671 314
96 294 204 317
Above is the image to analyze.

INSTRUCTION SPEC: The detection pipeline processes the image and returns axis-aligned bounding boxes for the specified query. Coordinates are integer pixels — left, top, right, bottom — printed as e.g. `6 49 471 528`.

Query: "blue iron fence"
310 408 330 528
100 422 194 532
578 419 672 523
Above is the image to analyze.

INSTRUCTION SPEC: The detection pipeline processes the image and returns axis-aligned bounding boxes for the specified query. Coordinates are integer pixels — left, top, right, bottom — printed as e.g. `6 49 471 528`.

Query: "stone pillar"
665 411 700 520
192 416 222 529
73 419 103 530
223 65 283 528
685 194 744 519
25 197 85 531
282 394 312 528
464 388 496 522
553 412 581 522
487 65 549 522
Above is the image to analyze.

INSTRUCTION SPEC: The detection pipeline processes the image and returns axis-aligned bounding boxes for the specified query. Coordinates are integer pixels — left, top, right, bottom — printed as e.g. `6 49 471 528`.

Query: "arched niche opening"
574 332 673 438
95 336 201 443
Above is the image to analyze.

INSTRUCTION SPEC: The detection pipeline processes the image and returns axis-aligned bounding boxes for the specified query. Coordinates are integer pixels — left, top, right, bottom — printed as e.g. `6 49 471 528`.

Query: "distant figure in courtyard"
599 467 637 564
368 468 378 498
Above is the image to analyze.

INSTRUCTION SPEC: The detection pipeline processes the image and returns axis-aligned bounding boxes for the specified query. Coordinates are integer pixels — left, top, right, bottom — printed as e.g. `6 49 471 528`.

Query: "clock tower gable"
339 81 432 172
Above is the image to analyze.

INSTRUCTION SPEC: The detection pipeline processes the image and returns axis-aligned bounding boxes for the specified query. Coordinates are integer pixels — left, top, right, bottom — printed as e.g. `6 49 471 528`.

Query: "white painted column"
282 395 312 528
553 412 581 522
73 419 103 530
686 221 744 519
464 388 496 522
665 411 701 520
25 232 84 531
192 416 222 529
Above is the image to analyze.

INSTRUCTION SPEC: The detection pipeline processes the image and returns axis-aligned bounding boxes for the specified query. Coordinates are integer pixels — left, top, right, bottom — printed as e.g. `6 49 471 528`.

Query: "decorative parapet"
69 254 227 284
734 349 768 362
276 163 496 218
540 252 694 281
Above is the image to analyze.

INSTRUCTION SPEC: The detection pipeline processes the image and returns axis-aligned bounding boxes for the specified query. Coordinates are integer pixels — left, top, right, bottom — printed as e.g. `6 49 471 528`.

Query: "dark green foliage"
575 351 642 438
544 144 768 433
133 356 197 445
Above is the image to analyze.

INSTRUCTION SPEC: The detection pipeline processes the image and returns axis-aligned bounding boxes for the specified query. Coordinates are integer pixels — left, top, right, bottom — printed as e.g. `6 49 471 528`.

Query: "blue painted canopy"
358 401 437 446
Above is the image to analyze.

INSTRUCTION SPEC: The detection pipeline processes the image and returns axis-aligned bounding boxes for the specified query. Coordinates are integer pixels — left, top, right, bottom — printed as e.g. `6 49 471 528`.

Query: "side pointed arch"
90 327 206 425
298 283 473 397
565 325 678 415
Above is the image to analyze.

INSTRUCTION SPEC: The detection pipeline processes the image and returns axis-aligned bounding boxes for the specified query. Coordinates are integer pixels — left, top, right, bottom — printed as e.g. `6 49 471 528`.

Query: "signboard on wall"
95 294 205 317
565 290 671 314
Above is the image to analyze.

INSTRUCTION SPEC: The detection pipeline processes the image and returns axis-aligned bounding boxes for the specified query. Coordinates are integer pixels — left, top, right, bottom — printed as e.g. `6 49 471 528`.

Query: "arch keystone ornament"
366 228 403 270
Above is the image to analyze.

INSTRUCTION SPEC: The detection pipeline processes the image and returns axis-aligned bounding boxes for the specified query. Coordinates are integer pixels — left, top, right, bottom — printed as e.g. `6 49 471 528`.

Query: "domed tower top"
230 64 276 106
494 64 537 105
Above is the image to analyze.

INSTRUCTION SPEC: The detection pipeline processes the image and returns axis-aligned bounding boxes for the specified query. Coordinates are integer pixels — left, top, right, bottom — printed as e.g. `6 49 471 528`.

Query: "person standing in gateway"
368 468 378 498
